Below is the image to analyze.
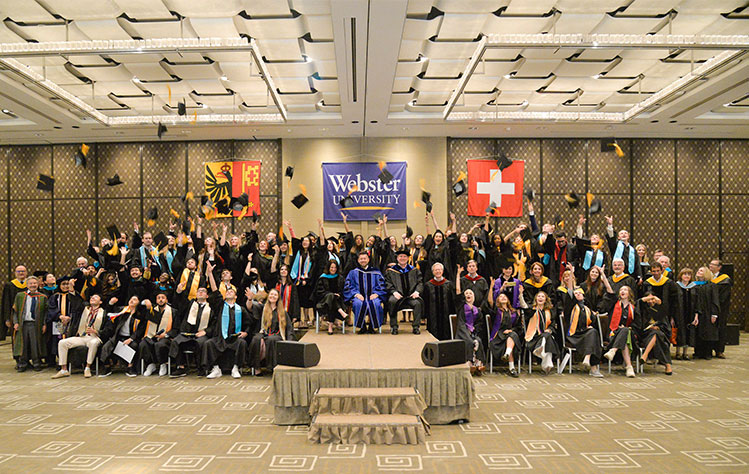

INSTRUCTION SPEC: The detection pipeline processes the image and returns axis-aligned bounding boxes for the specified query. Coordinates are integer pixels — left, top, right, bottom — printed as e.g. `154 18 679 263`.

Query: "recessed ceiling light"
1 109 9 114
220 75 228 81
503 74 512 79
402 127 408 131
132 76 140 83
592 74 602 79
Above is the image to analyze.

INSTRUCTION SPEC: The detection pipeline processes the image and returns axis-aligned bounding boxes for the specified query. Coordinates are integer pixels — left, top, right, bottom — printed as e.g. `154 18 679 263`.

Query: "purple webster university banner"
322 161 407 221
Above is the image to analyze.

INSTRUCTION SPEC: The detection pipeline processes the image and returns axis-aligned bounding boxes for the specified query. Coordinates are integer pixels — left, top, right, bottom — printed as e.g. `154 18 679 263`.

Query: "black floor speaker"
421 340 467 367
726 324 740 346
275 341 321 368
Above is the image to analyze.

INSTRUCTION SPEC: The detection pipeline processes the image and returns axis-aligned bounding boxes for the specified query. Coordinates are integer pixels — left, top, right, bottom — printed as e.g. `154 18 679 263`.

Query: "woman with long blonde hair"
248 288 294 374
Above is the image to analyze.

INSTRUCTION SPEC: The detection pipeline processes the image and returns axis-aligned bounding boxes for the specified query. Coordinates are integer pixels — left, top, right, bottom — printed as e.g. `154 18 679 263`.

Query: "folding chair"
400 308 414 323
316 310 346 334
68 346 100 376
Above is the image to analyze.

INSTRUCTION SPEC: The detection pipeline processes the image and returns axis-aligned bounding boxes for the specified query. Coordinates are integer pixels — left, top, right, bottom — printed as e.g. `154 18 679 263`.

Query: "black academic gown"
484 303 523 362
693 282 721 359
248 307 295 371
202 294 252 369
712 274 732 354
424 278 455 341
455 303 487 363
313 274 346 323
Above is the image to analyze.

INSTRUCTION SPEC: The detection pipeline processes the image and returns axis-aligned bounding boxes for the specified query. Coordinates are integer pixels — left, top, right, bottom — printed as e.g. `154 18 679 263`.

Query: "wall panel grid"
447 138 748 326
1 140 281 281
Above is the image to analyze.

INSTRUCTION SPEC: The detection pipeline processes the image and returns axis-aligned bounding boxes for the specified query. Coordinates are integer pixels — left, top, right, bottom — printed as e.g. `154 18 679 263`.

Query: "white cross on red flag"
467 159 525 217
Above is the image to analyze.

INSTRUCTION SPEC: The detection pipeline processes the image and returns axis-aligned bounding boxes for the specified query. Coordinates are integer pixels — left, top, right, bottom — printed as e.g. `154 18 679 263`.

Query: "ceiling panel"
624 0 681 15
437 13 488 40
0 0 57 22
606 59 659 77
674 0 748 14
514 59 559 77
551 13 607 34
188 18 240 39
554 60 611 77
424 59 467 77
247 0 295 17
71 20 133 40
118 17 198 39
403 17 442 40
591 15 667 35
554 0 632 14
483 15 555 34
503 0 556 15
43 0 123 20
113 0 173 20
161 0 244 17
435 0 509 13
5 22 90 43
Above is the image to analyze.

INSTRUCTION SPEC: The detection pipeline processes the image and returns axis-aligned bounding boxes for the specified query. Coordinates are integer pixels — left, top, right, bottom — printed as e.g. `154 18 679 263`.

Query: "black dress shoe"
170 367 187 378
509 368 519 378
413 327 420 335
391 327 399 335
17 365 28 373
197 368 206 377
33 364 43 372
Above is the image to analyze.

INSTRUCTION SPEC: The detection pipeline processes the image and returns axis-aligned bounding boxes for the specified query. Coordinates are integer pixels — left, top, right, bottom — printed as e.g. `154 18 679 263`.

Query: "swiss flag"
467 159 525 217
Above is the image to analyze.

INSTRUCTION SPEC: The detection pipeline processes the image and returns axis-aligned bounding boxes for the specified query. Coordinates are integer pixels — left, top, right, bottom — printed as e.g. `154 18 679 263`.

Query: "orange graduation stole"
525 309 551 342
568 304 591 336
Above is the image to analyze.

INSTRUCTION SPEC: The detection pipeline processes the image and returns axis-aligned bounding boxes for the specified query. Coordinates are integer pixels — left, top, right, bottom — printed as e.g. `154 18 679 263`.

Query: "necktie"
88 309 96 327
30 296 37 319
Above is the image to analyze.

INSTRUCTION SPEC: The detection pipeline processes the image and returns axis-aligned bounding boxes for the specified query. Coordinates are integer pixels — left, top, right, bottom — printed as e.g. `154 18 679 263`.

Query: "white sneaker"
603 349 617 361
626 366 636 378
84 367 92 378
206 365 222 379
51 370 69 379
143 363 157 377
589 368 604 378
231 365 241 379
159 363 168 376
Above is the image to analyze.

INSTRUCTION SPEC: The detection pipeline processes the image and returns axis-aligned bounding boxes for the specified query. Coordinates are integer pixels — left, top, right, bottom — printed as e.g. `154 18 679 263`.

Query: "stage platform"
271 332 474 425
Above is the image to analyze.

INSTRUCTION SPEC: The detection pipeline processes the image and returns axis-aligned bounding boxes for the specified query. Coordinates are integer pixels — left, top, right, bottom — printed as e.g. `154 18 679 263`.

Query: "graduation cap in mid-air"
564 192 580 209
291 193 308 209
421 190 431 205
524 187 536 202
285 166 294 180
601 138 625 157
485 201 497 215
215 198 231 215
372 212 383 223
555 215 565 229
231 192 249 212
377 162 393 184
146 207 158 227
426 201 433 213
157 122 168 139
37 174 54 192
106 174 123 186
177 100 186 116
339 195 354 209
452 180 467 197
406 226 413 238
496 153 513 171
181 218 192 235
588 197 602 215
75 143 90 168
251 210 259 223
153 231 168 250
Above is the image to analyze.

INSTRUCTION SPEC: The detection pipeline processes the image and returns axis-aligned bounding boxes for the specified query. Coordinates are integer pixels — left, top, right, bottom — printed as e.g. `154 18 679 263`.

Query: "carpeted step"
308 413 427 444
309 387 427 416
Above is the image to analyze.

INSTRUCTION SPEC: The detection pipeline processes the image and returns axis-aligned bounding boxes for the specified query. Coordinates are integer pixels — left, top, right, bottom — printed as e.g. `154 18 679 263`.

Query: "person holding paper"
203 263 252 379
98 295 148 377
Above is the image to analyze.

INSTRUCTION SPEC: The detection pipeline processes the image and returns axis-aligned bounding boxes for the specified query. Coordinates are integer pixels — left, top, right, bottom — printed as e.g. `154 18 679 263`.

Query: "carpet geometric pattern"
0 336 747 472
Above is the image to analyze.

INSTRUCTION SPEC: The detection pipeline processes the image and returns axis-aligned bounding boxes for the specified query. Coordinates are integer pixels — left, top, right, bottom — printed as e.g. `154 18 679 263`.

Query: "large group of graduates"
0 200 733 381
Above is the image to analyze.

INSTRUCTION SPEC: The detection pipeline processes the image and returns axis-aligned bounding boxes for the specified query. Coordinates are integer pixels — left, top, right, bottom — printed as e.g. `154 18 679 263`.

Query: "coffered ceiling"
0 0 747 143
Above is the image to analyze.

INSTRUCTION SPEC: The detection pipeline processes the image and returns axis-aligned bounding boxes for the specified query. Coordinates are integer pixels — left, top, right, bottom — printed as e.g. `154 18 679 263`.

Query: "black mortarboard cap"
426 201 433 213
106 174 123 186
588 198 602 215
340 195 354 209
237 192 249 207
337 231 347 239
575 237 592 251
555 215 565 229
496 153 513 171
153 231 168 249
181 219 191 234
406 226 413 238
177 100 186 116
485 201 497 214
378 167 393 184
395 248 410 256
157 122 167 139
564 192 580 208
421 190 431 204
75 143 89 168
251 210 258 223
327 236 338 245
307 231 318 240
285 166 294 179
58 275 71 283
106 224 120 241
216 199 230 215
520 227 532 241
33 270 48 278
498 252 515 269
452 180 466 196
37 174 54 192
146 206 158 221
524 188 535 202
291 193 308 209
601 137 616 152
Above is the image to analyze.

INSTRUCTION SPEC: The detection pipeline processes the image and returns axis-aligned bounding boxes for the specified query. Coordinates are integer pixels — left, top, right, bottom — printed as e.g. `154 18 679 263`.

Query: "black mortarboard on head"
58 275 71 283
378 167 393 184
339 195 354 209
106 174 123 186
564 192 580 209
33 270 48 278
498 252 515 269
307 231 318 240
291 193 308 209
177 100 186 116
452 180 466 197
146 207 158 226
395 249 410 256
496 153 513 171
153 232 168 249
285 166 294 179
37 174 54 192
157 122 167 139
524 187 535 202
336 231 347 240
75 143 89 168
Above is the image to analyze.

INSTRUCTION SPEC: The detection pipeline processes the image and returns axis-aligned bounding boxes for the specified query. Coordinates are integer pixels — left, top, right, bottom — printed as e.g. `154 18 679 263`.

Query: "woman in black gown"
313 260 348 334
524 290 558 375
484 291 525 378
454 286 486 375
692 267 721 360
602 285 639 377
248 288 294 374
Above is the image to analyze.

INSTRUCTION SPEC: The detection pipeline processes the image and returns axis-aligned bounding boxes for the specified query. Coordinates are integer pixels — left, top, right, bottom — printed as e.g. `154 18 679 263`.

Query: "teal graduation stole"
221 303 242 338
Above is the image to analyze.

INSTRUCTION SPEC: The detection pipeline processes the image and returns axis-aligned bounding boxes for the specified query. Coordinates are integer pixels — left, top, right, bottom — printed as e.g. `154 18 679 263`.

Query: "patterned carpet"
0 335 748 473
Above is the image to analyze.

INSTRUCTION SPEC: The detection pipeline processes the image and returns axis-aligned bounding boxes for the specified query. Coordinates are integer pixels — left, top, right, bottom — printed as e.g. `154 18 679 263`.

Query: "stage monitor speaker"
421 340 466 367
275 341 321 368
726 324 740 346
